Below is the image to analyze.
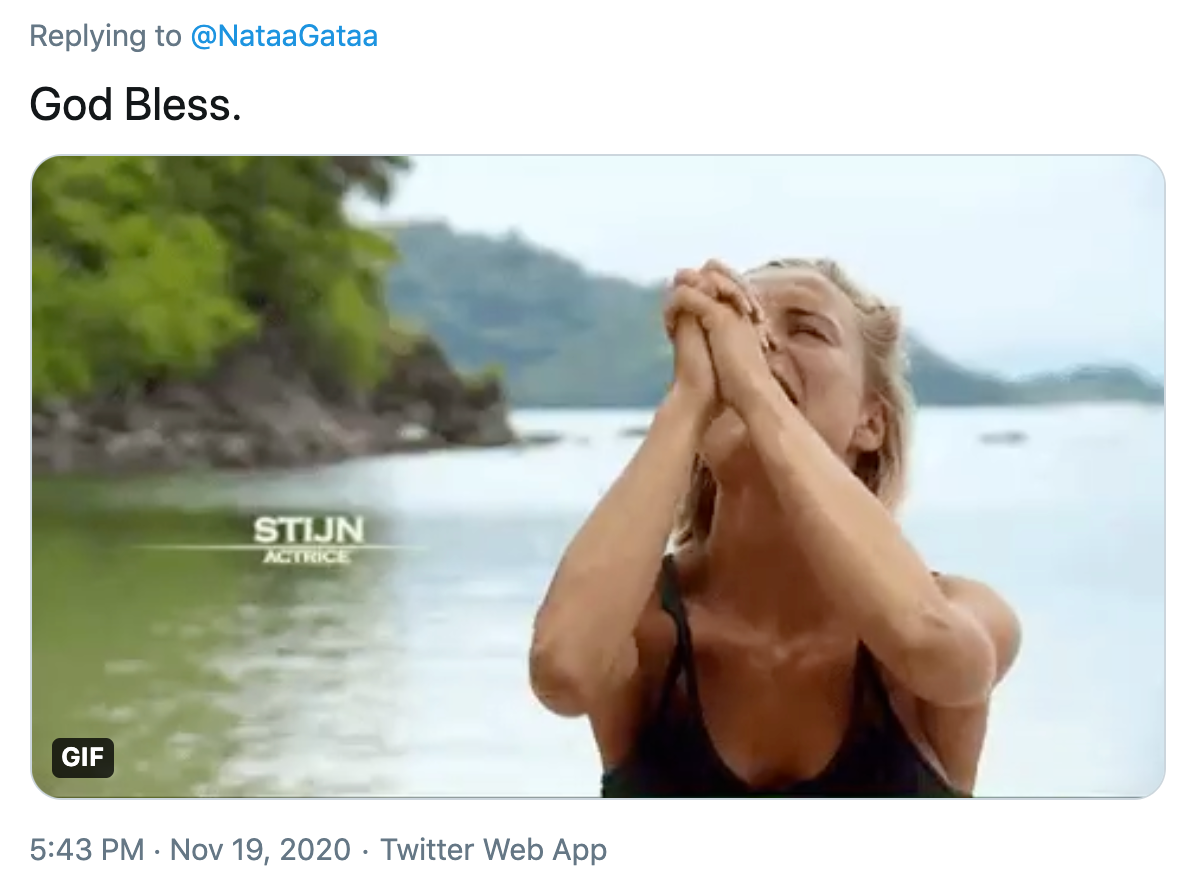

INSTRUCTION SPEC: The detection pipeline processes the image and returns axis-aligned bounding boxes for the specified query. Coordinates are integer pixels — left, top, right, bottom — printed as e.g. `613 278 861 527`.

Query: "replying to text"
29 23 379 52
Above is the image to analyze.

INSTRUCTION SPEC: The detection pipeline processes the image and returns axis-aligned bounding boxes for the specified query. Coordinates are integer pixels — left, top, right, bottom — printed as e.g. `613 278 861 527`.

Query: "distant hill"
383 221 1163 409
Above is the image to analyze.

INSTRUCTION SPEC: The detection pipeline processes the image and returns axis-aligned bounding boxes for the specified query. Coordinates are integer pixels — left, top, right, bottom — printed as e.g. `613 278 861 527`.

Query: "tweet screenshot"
11 1 1188 892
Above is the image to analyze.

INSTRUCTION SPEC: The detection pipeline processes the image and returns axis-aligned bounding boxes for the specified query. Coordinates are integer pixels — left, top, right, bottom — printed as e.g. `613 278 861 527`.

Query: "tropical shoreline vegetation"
32 156 511 474
31 157 1161 476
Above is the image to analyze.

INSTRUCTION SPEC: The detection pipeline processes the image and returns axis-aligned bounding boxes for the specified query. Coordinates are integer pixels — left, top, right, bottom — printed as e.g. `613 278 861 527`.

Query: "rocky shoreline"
32 329 518 475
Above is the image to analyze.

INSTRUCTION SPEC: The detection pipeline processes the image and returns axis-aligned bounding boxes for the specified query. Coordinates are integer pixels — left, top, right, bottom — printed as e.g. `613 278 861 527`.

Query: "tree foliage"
32 156 411 402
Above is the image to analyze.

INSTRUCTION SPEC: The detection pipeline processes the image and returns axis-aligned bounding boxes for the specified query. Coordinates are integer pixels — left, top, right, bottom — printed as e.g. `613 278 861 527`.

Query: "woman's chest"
679 625 863 788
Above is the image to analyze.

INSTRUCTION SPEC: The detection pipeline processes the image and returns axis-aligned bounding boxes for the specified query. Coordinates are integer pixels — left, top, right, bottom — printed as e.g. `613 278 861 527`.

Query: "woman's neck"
691 484 841 636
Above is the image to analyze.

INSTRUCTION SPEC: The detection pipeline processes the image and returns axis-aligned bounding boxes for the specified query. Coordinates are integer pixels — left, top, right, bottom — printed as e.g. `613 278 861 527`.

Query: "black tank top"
601 556 964 797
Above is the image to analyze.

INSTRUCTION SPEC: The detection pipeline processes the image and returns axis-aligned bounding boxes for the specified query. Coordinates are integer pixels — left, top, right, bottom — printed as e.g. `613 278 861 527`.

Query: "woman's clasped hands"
664 260 781 422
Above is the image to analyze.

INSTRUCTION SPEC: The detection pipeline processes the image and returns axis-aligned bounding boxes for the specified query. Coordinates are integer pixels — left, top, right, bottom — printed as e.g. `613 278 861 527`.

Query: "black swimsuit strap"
853 641 903 731
657 555 700 717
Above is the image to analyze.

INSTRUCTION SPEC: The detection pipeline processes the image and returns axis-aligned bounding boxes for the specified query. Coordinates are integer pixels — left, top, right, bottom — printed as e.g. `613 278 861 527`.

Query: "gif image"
32 155 1164 798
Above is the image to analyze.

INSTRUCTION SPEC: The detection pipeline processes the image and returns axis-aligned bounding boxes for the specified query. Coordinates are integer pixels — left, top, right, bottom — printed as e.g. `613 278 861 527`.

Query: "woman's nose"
767 350 794 380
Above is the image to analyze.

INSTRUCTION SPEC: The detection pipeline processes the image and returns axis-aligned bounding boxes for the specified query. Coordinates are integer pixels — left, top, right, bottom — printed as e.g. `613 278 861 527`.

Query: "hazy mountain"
383 221 1163 409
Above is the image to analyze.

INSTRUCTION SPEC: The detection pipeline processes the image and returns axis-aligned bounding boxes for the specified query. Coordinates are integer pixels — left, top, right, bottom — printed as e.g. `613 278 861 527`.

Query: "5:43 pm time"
31 839 93 860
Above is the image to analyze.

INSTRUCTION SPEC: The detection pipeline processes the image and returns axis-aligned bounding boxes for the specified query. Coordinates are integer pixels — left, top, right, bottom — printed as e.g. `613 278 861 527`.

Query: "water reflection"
34 498 251 797
32 488 414 797
212 560 409 796
32 407 1166 797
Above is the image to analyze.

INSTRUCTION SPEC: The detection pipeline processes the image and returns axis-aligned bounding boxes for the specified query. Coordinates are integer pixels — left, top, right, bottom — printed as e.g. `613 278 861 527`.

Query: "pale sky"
358 156 1165 376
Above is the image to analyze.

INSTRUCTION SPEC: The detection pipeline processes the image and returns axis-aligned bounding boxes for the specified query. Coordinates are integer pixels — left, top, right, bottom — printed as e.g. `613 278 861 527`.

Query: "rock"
256 435 304 467
103 430 165 468
31 326 516 475
90 399 133 432
177 431 205 453
461 375 503 410
516 432 563 448
40 396 71 416
464 405 516 446
155 383 214 413
404 401 436 431
215 434 255 467
396 421 431 443
56 407 83 435
34 435 75 473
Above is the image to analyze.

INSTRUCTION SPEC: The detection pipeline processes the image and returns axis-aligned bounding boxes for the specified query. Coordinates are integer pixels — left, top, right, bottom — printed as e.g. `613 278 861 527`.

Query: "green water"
31 479 398 797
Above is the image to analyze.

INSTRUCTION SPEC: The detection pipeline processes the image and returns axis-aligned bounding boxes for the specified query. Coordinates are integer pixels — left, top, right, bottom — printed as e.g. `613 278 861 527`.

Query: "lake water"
31 405 1165 798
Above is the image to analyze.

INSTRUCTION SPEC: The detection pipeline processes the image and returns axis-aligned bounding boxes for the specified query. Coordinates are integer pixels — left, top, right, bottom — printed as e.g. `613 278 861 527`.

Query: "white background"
6 1 1188 891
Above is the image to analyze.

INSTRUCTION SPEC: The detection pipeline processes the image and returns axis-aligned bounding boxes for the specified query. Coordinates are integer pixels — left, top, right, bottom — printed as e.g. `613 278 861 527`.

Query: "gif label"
52 738 114 778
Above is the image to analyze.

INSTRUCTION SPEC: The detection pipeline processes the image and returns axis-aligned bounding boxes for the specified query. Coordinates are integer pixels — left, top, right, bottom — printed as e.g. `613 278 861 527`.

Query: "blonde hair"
673 258 913 545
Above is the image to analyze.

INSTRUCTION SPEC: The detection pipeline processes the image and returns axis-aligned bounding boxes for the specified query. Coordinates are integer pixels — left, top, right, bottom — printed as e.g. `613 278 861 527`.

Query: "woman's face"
700 268 885 477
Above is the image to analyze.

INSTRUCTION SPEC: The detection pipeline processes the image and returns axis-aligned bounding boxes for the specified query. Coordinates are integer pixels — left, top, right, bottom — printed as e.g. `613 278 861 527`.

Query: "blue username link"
191 24 378 49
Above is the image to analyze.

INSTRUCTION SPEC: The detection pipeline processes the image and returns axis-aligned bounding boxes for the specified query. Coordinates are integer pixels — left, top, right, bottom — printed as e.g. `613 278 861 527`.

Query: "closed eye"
781 308 838 343
787 321 827 341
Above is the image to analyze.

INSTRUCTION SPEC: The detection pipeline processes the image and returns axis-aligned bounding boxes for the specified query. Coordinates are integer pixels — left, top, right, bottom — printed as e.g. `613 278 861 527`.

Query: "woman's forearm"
530 389 707 715
739 381 996 706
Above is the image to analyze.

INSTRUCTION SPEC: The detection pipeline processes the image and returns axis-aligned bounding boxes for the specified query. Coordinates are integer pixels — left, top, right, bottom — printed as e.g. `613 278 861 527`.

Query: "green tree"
32 156 411 403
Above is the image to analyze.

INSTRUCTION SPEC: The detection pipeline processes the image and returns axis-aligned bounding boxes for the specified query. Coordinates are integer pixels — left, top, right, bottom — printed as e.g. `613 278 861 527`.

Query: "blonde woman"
529 258 1021 797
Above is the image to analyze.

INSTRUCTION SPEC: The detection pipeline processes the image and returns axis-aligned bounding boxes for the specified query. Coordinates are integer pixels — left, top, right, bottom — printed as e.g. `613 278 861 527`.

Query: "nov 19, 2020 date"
30 87 237 121
31 838 352 864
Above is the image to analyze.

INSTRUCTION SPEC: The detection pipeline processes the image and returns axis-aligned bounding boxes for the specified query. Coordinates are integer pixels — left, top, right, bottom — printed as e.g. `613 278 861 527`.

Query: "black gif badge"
52 738 114 779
